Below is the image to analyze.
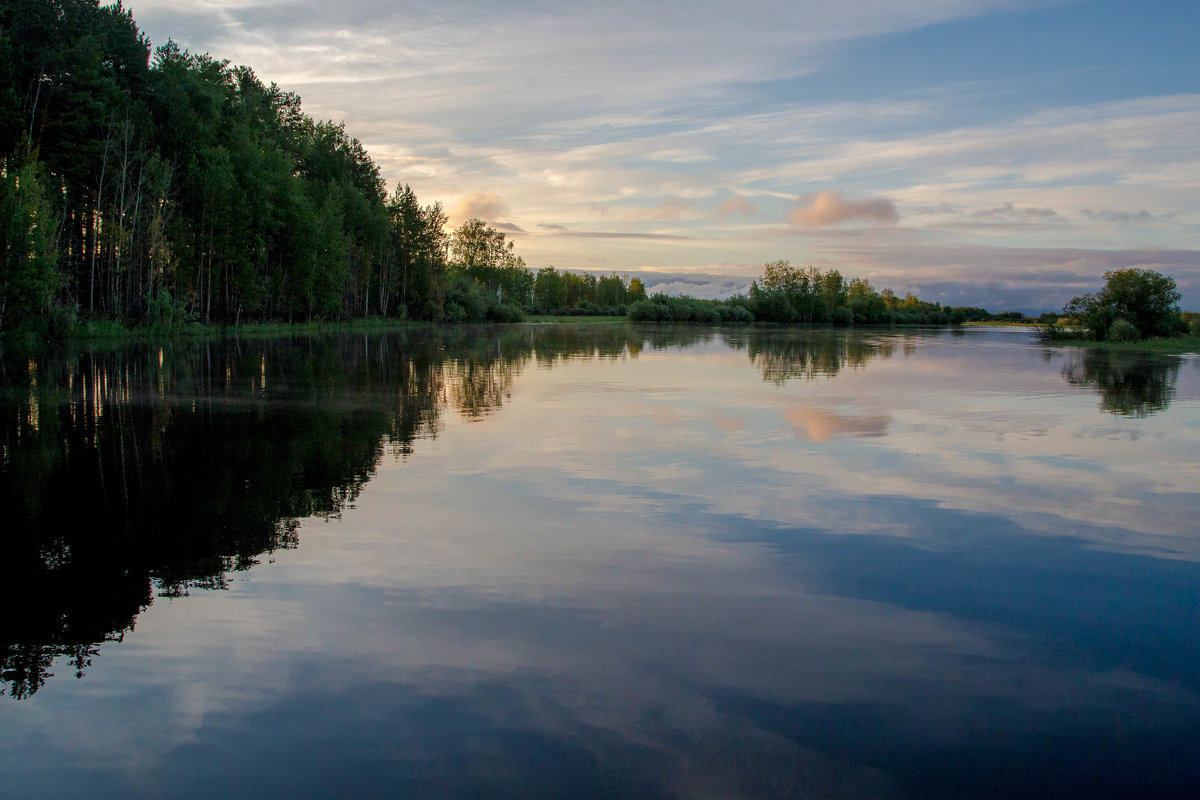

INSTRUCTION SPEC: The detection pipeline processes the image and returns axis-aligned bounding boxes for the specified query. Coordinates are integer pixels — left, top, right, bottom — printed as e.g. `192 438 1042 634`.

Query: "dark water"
2 325 1198 799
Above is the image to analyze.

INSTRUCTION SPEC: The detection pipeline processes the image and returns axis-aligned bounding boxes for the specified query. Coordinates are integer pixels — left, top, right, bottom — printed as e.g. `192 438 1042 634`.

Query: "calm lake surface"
2 324 1199 799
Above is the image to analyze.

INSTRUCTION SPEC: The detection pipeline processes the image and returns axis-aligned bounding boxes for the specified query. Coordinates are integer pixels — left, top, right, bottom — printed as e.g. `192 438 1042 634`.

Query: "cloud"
549 231 696 241
784 407 891 442
787 191 899 228
1083 209 1154 224
971 202 1060 221
537 222 570 231
622 199 696 222
628 271 756 300
715 196 757 221
493 222 525 233
453 192 509 223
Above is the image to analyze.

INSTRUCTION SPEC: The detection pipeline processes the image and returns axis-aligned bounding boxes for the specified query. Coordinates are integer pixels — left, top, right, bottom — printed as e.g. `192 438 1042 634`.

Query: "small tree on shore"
1064 268 1184 340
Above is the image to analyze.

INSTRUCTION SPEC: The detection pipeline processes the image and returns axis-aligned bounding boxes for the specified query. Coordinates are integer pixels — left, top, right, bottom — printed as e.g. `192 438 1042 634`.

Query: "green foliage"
1065 268 1183 340
748 262 896 325
0 2 458 330
530 266 645 316
489 303 525 323
385 184 446 320
1183 312 1200 337
145 288 194 334
440 274 495 323
1034 323 1077 343
0 156 59 330
1106 317 1140 342
627 277 647 303
627 294 749 324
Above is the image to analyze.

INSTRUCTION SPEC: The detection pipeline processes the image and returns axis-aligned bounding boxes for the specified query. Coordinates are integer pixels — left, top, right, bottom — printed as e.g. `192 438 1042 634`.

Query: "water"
2 325 1198 799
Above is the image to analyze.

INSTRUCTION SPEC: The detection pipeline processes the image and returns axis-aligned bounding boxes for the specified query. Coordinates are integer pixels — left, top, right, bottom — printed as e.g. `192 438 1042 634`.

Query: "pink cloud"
622 198 695 221
715 196 757 220
784 406 891 442
454 192 508 223
788 190 898 228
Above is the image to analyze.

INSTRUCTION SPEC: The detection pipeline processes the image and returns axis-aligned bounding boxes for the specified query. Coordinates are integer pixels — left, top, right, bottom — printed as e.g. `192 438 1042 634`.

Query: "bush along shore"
1035 268 1198 352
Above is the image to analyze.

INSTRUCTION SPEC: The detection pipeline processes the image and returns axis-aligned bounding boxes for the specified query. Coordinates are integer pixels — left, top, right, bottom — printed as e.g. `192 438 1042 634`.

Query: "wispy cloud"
545 230 697 242
971 202 1060 221
1083 208 1155 224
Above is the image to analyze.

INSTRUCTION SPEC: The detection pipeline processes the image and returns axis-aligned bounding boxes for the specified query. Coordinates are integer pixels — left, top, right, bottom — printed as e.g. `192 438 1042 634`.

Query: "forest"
1 0 501 333
2 0 1012 337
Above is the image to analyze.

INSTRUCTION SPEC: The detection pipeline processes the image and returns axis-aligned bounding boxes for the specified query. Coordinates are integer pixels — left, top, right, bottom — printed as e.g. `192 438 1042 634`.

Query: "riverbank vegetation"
1036 268 1198 351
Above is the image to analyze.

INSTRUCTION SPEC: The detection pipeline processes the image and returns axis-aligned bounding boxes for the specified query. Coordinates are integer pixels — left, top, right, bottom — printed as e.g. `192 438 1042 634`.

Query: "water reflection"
2 325 1198 799
1061 348 1181 417
3 327 1191 699
0 325 746 698
732 328 902 384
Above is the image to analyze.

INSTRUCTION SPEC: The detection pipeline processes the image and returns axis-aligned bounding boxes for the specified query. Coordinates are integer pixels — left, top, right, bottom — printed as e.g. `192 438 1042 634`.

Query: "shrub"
488 303 525 323
1035 324 1073 342
1066 268 1182 340
1106 318 1140 342
146 289 195 335
627 299 660 321
718 305 754 323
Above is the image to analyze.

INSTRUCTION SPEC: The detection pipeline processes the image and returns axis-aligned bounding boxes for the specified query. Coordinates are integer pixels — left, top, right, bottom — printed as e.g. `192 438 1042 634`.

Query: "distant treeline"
1 0 1027 336
629 261 1026 326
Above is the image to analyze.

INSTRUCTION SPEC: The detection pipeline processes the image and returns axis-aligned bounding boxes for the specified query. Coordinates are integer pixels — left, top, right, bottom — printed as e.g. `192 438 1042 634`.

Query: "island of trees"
1039 267 1196 343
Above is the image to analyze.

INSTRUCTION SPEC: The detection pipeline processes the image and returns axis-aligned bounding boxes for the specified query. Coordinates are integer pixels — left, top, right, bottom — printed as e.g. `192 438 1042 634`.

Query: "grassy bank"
0 314 643 351
1038 333 1200 355
0 316 431 350
524 315 629 324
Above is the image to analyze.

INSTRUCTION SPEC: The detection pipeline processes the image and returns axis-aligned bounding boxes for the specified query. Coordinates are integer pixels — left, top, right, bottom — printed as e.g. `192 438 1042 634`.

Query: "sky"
126 0 1200 311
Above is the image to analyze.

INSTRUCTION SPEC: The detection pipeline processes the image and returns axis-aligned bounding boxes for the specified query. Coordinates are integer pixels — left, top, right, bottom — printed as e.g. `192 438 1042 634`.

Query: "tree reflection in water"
0 325 775 698
1061 348 1180 418
734 328 905 384
8 326 1175 699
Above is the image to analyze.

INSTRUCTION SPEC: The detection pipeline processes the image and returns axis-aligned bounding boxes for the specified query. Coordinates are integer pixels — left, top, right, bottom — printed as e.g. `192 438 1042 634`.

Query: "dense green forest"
1 0 464 332
1 0 1024 336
